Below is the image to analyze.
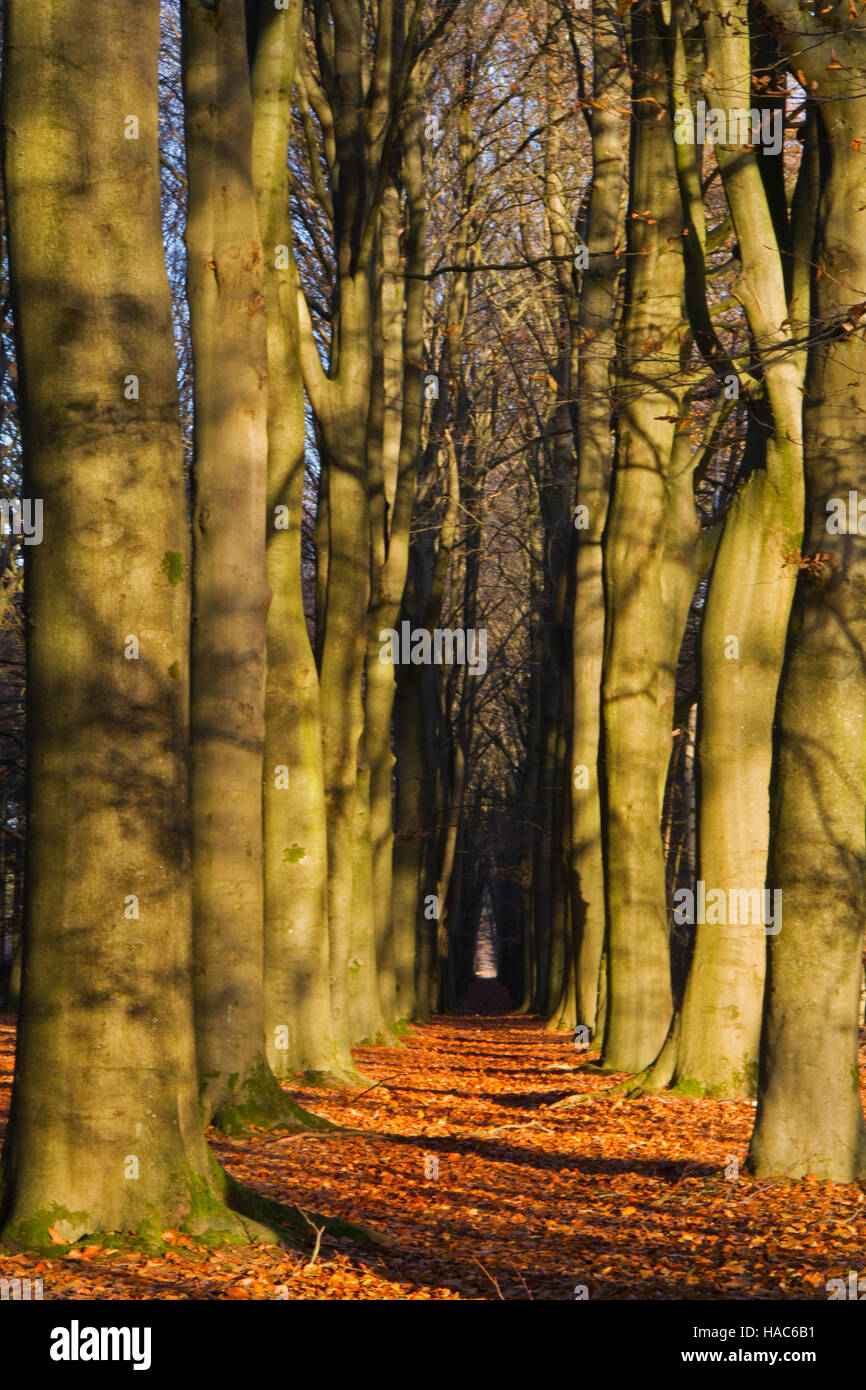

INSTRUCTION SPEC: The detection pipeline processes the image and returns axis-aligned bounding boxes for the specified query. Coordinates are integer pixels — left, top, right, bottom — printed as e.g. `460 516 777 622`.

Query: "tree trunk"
348 742 387 1040
248 0 346 1080
392 668 427 1022
571 0 629 1039
184 0 317 1129
365 64 427 1028
668 0 806 1098
517 487 545 1013
748 14 866 1178
600 1 685 1072
0 0 272 1243
292 3 406 1058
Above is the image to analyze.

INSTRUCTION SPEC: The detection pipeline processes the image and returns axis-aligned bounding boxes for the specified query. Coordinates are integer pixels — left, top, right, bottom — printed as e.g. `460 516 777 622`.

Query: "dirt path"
1 1007 865 1298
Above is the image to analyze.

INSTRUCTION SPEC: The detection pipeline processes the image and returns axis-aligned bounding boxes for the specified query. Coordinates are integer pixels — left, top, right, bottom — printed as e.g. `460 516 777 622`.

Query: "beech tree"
653 0 806 1099
7 0 866 1270
747 1 866 1180
247 0 346 1082
0 0 274 1242
291 1 404 1050
184 0 320 1130
599 0 688 1073
625 0 807 1098
570 0 628 1041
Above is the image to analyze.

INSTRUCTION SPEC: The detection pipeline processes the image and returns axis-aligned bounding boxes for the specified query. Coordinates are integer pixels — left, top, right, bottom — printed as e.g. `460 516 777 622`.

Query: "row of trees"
523 0 866 1184
1 0 865 1250
0 0 562 1243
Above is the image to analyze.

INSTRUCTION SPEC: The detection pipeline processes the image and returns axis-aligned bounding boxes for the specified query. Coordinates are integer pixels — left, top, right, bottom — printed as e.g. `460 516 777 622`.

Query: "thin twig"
348 1074 401 1104
298 1209 326 1272
474 1257 505 1300
257 1127 387 1146
259 1129 355 1146
483 1121 554 1135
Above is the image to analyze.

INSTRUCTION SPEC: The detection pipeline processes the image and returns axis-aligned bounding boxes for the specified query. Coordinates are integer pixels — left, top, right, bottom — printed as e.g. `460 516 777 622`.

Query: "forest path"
214 1004 866 1299
2 1007 864 1297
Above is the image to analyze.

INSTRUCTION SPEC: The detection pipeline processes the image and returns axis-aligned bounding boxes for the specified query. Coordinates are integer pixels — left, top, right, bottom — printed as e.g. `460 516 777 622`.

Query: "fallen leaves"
3 997 866 1298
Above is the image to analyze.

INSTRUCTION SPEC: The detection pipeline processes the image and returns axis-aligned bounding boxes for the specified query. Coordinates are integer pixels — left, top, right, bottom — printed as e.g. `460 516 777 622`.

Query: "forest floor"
2 984 866 1299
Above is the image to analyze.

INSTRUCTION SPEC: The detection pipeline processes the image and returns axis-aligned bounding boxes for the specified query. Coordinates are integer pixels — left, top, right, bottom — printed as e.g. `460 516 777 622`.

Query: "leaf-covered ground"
1 986 865 1299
